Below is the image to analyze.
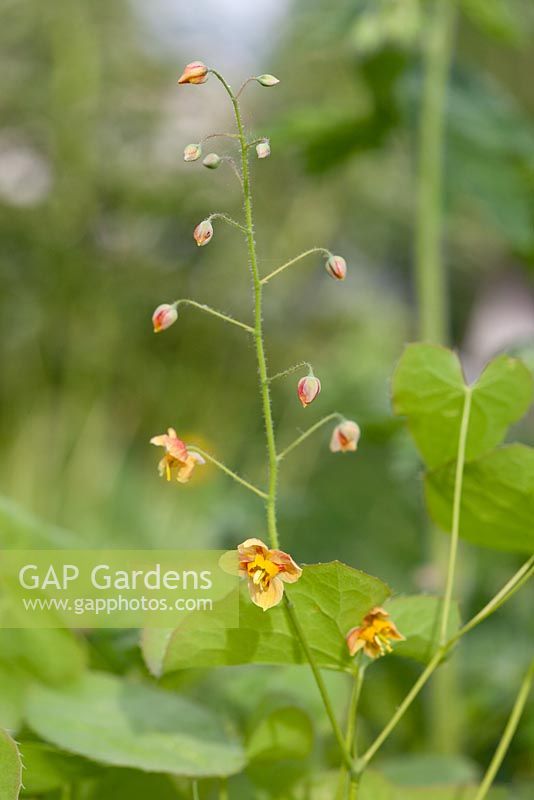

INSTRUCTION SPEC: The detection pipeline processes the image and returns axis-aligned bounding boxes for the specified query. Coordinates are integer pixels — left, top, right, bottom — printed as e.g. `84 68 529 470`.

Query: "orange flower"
177 61 209 85
237 538 302 611
330 420 361 453
346 607 404 659
297 375 321 407
150 428 205 484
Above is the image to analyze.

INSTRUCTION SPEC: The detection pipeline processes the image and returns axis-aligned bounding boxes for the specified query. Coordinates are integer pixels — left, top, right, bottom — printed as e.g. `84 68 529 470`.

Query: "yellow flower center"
361 618 394 656
247 554 279 589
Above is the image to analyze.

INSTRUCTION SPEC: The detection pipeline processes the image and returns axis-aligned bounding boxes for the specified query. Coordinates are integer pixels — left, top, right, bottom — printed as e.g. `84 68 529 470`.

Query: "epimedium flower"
184 143 202 162
150 428 205 484
346 607 405 659
330 420 361 453
256 140 271 159
325 254 347 281
152 303 178 333
178 61 209 85
237 538 302 611
193 219 214 246
297 374 321 408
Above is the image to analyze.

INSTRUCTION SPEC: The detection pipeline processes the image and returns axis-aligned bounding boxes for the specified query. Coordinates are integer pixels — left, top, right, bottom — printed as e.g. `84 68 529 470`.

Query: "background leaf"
246 706 313 763
19 742 100 795
26 671 246 778
386 595 461 663
392 344 532 468
426 444 534 552
0 728 22 800
142 562 390 676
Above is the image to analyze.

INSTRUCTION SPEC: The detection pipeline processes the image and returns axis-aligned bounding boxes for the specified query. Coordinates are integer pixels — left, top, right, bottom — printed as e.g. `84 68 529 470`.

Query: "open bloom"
150 428 205 484
325 254 347 281
152 303 178 333
330 420 361 453
297 375 321 407
346 607 404 659
237 538 302 611
178 61 209 85
193 219 214 246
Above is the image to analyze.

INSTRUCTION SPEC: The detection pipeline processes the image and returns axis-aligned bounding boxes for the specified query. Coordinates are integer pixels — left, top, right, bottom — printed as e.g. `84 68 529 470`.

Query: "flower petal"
248 575 284 611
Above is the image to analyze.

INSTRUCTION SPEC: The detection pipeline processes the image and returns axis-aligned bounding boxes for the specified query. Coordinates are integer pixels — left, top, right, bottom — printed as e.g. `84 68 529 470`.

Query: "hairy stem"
187 447 268 499
269 361 313 383
260 247 331 285
277 412 344 461
439 386 472 645
473 660 534 800
208 212 247 234
174 300 253 333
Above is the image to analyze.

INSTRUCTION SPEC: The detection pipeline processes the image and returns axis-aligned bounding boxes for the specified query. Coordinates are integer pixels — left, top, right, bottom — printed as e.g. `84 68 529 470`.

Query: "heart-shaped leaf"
425 444 534 552
142 562 390 676
26 671 245 778
0 729 22 800
246 706 313 763
392 344 532 468
385 595 461 662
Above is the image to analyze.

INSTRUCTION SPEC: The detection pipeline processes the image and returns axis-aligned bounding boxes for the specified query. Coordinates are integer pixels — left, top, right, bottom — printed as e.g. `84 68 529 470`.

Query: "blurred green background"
1 0 533 796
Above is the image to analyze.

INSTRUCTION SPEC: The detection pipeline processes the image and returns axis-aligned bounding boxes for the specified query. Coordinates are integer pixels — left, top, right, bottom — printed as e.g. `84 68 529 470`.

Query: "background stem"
415 0 459 754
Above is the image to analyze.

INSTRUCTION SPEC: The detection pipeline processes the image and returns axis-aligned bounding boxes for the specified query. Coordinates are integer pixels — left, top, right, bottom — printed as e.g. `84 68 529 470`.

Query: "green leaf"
0 728 22 800
385 595 461 663
392 344 532 469
426 444 534 552
26 671 245 778
80 769 188 800
0 664 28 731
380 753 479 786
142 562 390 676
19 742 99 795
462 0 525 43
0 628 87 685
246 706 313 763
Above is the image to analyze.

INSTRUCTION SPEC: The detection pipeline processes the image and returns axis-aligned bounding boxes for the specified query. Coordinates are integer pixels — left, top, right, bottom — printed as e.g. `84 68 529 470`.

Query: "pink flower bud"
178 61 209 85
183 143 202 162
325 255 347 281
256 140 271 159
193 219 214 246
256 74 280 87
152 303 178 333
203 153 221 169
297 375 321 407
330 420 361 453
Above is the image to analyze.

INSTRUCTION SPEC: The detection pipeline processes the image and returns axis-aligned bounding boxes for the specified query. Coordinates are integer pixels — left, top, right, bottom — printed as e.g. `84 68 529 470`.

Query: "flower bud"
202 153 221 169
178 61 209 85
152 303 178 333
256 74 280 87
193 219 214 246
330 420 361 453
325 254 347 281
183 143 202 162
297 375 321 408
256 140 271 159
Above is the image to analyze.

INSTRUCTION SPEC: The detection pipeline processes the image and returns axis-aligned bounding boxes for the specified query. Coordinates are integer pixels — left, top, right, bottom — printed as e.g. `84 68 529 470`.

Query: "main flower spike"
330 420 361 452
298 375 321 407
237 538 302 611
178 61 209 85
194 219 214 246
152 303 178 333
150 428 205 483
346 607 405 659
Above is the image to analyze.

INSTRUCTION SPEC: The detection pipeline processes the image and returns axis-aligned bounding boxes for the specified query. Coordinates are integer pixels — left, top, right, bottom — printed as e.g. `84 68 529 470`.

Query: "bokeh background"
1 0 533 795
